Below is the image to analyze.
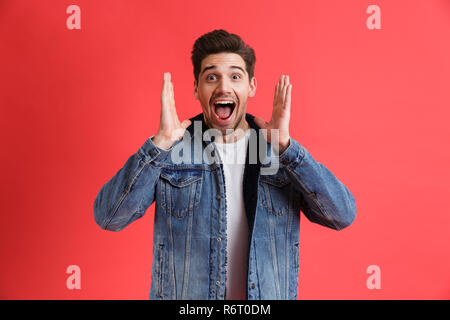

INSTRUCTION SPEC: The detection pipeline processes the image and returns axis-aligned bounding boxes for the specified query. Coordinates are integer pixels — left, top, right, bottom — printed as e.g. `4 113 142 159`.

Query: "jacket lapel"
186 112 262 235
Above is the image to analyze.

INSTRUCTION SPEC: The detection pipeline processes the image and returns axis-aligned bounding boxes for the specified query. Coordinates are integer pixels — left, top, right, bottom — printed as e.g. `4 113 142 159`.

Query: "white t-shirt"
213 131 250 300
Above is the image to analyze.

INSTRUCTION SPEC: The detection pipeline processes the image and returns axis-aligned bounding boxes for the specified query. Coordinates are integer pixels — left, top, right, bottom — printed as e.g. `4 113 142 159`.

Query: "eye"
232 74 241 80
206 74 217 81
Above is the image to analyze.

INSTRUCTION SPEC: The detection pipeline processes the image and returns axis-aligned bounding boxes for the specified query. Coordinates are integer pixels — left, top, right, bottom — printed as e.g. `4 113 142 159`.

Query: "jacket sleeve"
278 138 357 230
93 136 171 231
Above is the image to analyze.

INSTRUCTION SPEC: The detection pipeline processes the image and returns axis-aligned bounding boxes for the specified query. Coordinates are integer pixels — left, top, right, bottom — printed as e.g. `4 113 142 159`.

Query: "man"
94 29 356 300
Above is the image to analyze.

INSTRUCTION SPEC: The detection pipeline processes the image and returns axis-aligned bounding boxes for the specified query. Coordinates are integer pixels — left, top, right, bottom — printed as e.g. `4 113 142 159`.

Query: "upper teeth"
215 101 234 104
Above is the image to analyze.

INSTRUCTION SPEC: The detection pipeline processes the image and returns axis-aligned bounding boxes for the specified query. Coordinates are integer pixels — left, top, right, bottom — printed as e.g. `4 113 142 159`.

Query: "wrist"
278 136 290 154
152 133 173 151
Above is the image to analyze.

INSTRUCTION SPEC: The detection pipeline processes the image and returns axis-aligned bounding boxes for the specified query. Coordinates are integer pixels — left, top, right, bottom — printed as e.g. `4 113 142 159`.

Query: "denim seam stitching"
285 166 339 230
269 215 282 299
181 185 194 299
104 159 154 229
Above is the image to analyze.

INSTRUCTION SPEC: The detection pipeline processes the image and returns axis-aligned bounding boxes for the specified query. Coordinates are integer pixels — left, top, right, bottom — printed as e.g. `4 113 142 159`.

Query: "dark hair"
191 29 256 83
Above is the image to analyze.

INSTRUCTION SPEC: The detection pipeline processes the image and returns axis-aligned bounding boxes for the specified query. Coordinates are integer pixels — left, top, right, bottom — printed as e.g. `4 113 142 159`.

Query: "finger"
254 116 268 129
273 82 280 106
281 74 287 91
281 75 289 104
274 75 283 106
163 72 170 87
169 74 176 105
279 74 284 92
161 73 172 116
163 72 172 88
162 73 169 98
285 84 292 109
169 81 175 106
180 119 192 129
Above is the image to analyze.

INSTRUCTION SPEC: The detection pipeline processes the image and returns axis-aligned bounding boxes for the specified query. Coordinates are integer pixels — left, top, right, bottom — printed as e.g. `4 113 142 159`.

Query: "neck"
218 118 249 144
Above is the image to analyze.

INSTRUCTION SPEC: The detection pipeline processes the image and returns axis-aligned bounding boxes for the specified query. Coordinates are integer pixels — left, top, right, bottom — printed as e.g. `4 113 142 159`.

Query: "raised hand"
254 75 292 154
152 72 192 150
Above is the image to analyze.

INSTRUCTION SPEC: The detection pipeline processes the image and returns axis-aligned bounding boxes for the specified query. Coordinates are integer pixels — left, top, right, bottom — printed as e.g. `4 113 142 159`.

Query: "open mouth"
211 99 237 120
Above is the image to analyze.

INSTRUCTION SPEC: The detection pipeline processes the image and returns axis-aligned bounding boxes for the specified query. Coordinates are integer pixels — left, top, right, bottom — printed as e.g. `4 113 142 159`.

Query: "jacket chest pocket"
160 168 203 219
259 174 291 216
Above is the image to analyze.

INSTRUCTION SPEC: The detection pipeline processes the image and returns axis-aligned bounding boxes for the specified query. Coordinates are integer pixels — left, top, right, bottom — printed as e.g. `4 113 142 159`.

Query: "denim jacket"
93 113 356 300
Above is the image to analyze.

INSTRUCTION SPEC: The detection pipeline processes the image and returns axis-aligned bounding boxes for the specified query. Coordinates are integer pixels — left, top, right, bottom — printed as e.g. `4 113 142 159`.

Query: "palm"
153 73 191 150
255 75 292 152
158 72 191 142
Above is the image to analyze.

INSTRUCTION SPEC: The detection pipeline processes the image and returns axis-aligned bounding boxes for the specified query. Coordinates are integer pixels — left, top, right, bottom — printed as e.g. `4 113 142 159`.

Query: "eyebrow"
200 65 246 75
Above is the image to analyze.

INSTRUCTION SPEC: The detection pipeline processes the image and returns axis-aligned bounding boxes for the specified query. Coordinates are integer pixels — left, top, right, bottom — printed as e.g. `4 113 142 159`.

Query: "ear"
248 76 257 98
193 79 199 99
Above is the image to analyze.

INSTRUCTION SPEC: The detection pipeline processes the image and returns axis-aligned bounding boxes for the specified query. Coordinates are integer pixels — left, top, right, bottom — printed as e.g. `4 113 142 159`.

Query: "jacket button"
216 237 221 242
251 283 255 289
216 194 221 200
216 281 221 286
178 178 184 183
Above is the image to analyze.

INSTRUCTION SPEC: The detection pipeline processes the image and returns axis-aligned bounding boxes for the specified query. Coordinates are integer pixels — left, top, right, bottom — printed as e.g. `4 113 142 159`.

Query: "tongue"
215 105 232 119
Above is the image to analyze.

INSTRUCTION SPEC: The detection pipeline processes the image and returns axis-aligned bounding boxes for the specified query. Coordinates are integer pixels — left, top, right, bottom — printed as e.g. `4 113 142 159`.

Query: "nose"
216 77 233 95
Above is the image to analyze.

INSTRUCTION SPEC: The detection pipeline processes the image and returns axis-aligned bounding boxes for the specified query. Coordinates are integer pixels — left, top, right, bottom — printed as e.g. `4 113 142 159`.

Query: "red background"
1 0 449 299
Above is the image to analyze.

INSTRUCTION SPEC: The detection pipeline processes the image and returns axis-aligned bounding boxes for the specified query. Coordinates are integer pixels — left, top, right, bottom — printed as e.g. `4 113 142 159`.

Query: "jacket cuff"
278 137 306 167
137 136 171 163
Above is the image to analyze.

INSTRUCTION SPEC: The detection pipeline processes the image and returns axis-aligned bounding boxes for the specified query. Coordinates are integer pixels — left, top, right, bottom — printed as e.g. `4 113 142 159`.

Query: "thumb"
171 120 192 142
180 119 192 130
254 116 268 129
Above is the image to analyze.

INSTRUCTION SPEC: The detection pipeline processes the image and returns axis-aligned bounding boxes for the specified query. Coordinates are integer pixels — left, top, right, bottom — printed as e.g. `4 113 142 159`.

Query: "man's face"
194 52 257 134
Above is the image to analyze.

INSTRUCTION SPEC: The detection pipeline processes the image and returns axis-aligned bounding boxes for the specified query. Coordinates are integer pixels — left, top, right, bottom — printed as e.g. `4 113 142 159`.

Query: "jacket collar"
187 112 262 234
